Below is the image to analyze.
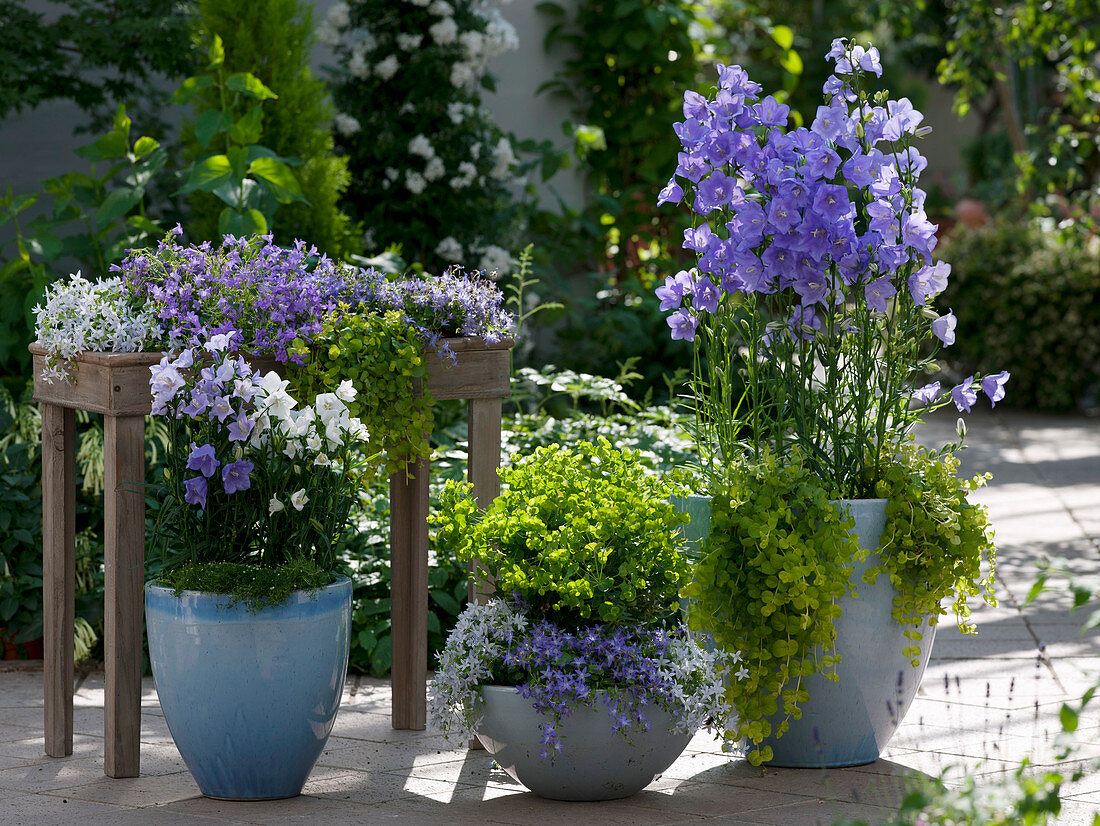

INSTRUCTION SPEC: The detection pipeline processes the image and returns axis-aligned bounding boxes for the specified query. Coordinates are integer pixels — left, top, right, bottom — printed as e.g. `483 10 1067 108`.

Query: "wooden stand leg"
390 458 429 730
467 398 502 605
41 404 75 758
103 414 145 778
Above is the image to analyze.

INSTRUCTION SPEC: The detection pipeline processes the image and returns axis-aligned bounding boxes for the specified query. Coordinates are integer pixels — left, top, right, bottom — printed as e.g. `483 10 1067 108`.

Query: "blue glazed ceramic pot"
476 685 693 801
760 499 937 767
145 577 352 800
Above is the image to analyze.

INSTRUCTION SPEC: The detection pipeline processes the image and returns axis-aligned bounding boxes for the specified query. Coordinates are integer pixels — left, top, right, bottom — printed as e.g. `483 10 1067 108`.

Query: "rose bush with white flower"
149 333 371 593
323 0 522 272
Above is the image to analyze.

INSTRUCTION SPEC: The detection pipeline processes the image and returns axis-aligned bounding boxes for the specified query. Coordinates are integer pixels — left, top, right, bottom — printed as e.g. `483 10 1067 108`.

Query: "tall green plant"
324 0 522 272
538 0 709 281
173 35 309 239
185 0 358 255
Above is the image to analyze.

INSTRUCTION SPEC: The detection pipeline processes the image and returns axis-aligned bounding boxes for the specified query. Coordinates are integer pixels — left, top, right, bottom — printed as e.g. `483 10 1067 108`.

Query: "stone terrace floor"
1 409 1099 825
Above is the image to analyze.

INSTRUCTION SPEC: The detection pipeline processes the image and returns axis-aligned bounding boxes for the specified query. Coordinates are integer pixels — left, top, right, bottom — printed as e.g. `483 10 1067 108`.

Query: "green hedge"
940 219 1100 412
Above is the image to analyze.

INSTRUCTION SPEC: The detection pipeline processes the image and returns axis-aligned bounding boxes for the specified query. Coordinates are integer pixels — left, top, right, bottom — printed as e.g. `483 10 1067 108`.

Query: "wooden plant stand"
29 337 510 778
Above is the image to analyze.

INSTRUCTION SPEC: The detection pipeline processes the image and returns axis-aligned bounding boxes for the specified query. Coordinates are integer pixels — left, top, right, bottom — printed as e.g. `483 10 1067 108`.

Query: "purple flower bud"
657 178 684 207
952 378 977 413
864 276 896 313
912 382 941 406
932 311 957 346
982 371 1010 407
183 476 208 509
186 443 220 478
667 309 699 342
221 459 254 495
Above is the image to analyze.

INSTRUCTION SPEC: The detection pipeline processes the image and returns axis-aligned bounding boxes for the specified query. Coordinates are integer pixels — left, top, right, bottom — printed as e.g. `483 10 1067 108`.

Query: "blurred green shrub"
182 0 357 256
940 219 1100 412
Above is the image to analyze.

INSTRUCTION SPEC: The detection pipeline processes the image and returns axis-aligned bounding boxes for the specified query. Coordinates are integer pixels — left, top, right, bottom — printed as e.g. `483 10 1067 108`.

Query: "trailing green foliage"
866 442 998 663
682 452 862 766
940 218 1100 412
186 0 357 255
172 35 309 239
156 558 332 612
434 439 690 626
289 310 433 478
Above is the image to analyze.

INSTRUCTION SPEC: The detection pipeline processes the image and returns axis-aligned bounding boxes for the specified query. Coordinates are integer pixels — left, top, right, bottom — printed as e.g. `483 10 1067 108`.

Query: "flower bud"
956 418 967 439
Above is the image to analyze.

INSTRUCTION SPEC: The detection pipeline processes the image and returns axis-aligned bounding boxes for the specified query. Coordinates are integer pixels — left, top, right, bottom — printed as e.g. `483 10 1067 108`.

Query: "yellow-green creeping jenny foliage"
433 439 690 625
682 452 862 766
289 309 432 478
866 441 998 663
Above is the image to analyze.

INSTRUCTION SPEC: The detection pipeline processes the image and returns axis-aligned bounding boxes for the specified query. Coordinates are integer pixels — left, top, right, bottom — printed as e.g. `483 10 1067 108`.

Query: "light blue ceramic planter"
673 496 936 768
145 578 352 800
476 685 693 801
759 499 937 768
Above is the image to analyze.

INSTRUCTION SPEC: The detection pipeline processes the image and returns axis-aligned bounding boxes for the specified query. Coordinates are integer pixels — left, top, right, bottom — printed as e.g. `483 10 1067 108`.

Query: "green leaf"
1083 608 1100 631
176 155 234 195
226 145 250 183
429 589 461 615
194 110 232 150
370 635 392 676
535 1 564 18
1025 575 1048 605
771 25 794 50
132 136 159 159
246 145 301 167
780 49 804 76
226 72 277 101
94 188 142 226
207 34 225 67
112 104 131 138
1072 584 1091 609
643 7 667 32
24 232 63 261
74 131 129 163
248 157 307 204
218 207 267 238
171 75 215 105
126 214 160 236
1060 703 1079 733
228 104 264 146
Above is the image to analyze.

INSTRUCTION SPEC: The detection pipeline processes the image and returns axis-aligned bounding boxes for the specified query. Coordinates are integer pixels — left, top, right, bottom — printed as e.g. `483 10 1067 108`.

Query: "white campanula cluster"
34 272 161 384
428 599 529 743
149 333 368 511
323 0 521 275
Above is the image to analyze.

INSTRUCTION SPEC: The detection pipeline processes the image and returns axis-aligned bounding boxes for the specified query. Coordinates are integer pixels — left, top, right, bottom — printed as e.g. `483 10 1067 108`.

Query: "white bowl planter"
475 685 693 801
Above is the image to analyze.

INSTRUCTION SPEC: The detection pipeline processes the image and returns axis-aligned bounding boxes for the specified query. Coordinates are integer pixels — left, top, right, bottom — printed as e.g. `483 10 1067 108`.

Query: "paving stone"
36 770 199 807
734 798 899 826
0 408 1097 824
